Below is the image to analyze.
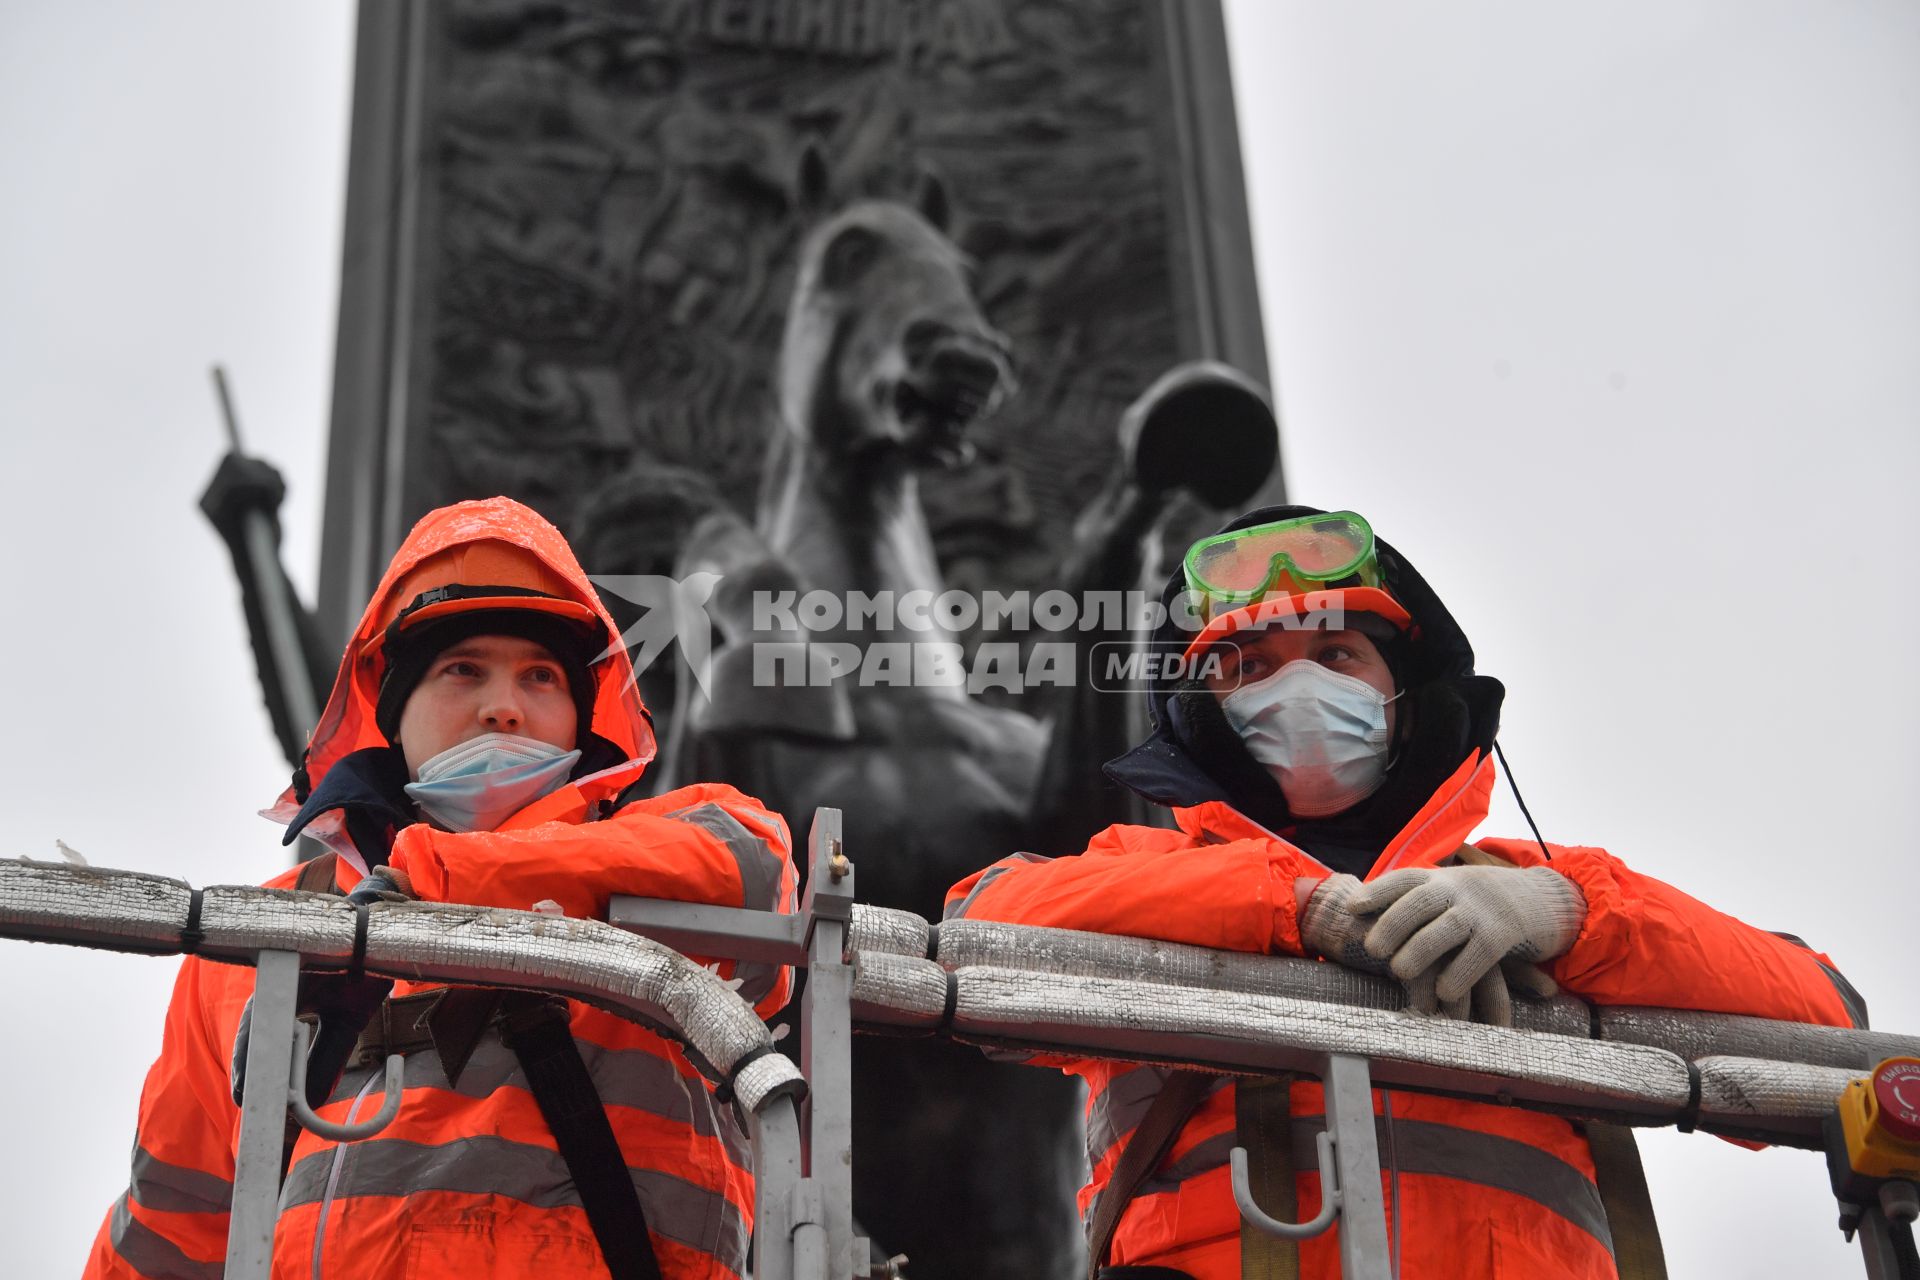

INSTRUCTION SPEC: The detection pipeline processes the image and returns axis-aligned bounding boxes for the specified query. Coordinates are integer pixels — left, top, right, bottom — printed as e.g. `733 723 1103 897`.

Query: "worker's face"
396 634 579 779
1205 625 1399 731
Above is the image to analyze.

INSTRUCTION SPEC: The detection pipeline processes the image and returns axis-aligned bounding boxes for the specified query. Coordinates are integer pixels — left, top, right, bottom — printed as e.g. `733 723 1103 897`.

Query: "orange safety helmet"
373 538 606 656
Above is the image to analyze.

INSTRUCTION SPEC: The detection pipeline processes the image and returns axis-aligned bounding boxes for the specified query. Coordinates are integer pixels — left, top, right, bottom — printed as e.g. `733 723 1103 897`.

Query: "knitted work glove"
345 864 414 905
1394 954 1563 1026
1296 874 1391 975
1299 872 1559 1024
1351 864 1587 1023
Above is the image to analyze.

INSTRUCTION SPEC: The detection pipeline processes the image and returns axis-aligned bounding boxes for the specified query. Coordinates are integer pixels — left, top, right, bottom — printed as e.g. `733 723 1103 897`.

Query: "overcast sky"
2 4 1916 1277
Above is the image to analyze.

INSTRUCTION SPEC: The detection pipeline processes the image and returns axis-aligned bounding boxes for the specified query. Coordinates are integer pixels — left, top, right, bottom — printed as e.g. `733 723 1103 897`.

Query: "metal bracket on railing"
223 950 410 1280
288 1020 404 1141
1227 1052 1392 1279
799 807 863 1280
225 950 297 1280
1851 1179 1920 1280
1231 1130 1339 1239
611 805 865 1280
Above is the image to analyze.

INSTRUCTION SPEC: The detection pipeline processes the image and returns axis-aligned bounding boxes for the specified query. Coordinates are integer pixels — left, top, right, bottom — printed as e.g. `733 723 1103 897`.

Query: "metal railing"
0 834 813 1280
5 810 1917 1279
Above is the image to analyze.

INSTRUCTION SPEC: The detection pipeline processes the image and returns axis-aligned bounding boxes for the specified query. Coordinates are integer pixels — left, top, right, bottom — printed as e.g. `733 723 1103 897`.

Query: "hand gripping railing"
616 865 1920 1278
831 905 1920 1279
840 906 1916 1144
0 851 810 1280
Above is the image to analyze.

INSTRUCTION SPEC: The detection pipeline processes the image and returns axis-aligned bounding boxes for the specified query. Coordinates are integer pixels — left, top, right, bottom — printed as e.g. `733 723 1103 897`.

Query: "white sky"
1 3 1915 1278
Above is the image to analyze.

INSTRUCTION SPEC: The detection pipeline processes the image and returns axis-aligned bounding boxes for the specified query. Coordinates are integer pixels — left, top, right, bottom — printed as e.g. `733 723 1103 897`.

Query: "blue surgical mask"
1219 660 1398 818
403 732 582 833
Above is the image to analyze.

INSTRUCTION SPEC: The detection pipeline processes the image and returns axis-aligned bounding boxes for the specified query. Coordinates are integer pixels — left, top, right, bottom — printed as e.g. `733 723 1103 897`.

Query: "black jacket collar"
281 746 416 853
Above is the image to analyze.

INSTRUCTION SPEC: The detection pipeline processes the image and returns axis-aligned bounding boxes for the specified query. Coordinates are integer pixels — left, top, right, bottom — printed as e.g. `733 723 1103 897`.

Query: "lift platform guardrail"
4 809 1917 1279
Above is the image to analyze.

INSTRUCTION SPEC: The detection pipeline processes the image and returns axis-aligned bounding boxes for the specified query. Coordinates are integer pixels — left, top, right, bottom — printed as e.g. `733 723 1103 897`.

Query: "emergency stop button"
1873 1058 1920 1145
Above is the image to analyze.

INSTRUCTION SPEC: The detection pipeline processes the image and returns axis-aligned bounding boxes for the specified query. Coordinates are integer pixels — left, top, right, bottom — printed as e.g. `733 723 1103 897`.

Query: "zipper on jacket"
310 1070 382 1279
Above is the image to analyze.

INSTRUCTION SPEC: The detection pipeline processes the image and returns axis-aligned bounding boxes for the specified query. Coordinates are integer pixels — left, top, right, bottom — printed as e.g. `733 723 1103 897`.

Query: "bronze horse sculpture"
199 143 1279 1280
655 150 1281 1279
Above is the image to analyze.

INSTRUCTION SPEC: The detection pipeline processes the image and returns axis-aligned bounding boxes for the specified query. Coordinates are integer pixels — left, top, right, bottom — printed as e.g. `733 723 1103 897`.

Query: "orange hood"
271 498 654 814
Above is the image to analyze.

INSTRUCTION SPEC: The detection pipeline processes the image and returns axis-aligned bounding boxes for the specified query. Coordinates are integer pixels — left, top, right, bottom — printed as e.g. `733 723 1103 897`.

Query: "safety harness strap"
499 992 664 1280
290 851 659 1276
1237 1076 1301 1280
1087 1070 1218 1280
1587 1122 1669 1280
292 853 338 894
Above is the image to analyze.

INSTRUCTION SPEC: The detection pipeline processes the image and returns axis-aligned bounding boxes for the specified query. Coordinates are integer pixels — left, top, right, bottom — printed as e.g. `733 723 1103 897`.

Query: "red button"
1873 1059 1920 1144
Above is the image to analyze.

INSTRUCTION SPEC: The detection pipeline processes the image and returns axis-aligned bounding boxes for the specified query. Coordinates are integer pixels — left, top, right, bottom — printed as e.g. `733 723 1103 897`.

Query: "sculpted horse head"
673 145 1277 1280
775 147 1015 474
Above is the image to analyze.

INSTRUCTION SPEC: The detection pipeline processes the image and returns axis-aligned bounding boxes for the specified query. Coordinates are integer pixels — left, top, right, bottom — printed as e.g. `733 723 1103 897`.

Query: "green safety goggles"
1182 511 1383 624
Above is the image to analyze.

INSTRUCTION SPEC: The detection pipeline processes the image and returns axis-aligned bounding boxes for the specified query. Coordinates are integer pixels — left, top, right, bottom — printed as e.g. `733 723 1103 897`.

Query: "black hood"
1104 504 1505 873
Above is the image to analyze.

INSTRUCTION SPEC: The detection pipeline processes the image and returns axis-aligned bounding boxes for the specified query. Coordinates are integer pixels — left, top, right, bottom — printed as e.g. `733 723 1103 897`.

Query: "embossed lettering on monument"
663 0 1019 61
415 0 1181 614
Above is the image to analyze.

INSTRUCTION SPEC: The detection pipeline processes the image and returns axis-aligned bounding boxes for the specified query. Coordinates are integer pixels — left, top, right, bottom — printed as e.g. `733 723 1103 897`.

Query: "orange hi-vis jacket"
944 753 1860 1280
86 499 797 1280
944 502 1865 1280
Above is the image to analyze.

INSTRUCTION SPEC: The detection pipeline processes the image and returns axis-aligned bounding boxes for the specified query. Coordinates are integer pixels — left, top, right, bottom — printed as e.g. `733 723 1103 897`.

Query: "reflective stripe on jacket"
86 780 795 1280
944 748 1859 1280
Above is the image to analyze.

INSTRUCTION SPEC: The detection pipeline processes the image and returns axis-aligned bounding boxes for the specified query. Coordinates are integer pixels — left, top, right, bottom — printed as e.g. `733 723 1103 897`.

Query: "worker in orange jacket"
87 497 796 1280
946 505 1864 1280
